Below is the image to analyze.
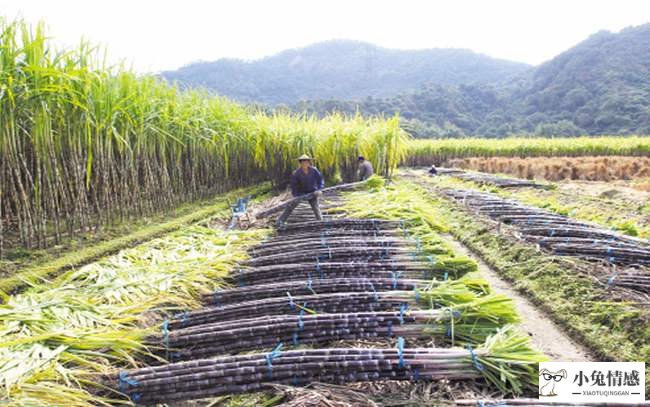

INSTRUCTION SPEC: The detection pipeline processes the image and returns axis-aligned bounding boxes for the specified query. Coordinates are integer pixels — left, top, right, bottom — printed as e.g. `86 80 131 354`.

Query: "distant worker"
276 154 324 226
358 156 374 181
428 165 438 175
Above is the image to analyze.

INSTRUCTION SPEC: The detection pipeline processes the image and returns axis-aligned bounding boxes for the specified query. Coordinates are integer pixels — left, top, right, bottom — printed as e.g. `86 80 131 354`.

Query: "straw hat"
297 154 312 161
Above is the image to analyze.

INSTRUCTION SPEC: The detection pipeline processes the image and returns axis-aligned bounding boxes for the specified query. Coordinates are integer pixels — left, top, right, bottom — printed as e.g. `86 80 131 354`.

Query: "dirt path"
443 234 593 362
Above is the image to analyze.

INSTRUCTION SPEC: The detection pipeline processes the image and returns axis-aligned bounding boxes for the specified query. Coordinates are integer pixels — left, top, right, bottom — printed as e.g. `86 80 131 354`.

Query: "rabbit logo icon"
539 368 567 396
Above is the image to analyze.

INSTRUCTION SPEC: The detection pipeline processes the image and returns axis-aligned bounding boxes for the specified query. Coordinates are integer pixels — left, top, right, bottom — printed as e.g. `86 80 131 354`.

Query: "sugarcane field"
2 4 650 407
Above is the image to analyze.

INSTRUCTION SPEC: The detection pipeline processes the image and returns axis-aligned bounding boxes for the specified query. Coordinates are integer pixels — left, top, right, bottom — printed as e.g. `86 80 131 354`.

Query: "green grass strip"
0 183 271 299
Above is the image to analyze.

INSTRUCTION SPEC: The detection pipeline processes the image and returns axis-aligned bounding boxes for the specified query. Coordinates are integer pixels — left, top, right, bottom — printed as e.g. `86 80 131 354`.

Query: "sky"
2 0 650 73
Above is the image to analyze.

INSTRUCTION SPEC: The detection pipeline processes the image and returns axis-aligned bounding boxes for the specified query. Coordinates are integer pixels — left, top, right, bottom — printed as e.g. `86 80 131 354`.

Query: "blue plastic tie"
266 342 284 376
550 229 555 237
369 282 378 302
297 306 306 331
399 303 408 325
287 292 296 310
306 273 313 291
391 270 402 289
467 344 484 371
387 320 393 337
292 331 299 346
396 336 406 368
412 367 420 382
607 272 618 286
180 310 189 327
443 272 449 281
170 351 182 362
118 371 139 392
162 319 170 352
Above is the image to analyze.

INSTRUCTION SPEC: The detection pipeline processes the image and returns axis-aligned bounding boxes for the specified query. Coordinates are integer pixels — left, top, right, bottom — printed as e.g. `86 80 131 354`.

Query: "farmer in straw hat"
276 154 324 226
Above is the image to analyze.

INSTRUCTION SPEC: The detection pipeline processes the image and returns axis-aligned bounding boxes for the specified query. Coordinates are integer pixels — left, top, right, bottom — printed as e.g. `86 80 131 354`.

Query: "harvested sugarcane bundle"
230 257 477 286
448 171 549 189
204 277 425 305
277 218 400 234
600 269 650 293
551 243 650 263
257 229 402 244
173 275 492 328
441 188 650 267
113 326 545 404
244 246 420 267
249 237 411 257
208 274 489 306
151 293 518 361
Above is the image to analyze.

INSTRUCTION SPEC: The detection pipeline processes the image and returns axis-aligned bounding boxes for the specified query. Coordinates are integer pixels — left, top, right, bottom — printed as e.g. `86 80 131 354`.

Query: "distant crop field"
406 136 650 165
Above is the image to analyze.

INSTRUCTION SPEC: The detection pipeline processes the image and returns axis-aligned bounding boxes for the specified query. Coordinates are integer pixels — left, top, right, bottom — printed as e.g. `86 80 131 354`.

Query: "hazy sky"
2 0 650 73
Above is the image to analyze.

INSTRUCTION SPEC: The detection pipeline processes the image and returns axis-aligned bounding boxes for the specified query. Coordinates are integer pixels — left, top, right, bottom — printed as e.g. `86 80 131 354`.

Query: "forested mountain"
514 24 650 135
161 40 530 104
164 24 650 137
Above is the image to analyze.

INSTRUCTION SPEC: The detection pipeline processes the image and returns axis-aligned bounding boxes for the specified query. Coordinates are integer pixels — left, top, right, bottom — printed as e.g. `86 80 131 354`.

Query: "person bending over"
358 156 374 181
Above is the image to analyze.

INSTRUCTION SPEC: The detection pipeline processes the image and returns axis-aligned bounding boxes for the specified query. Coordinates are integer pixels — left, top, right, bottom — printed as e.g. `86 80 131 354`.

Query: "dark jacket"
290 167 324 197
358 160 374 180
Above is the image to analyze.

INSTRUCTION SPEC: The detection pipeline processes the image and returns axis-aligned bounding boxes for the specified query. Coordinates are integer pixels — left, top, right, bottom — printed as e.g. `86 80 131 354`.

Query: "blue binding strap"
369 281 378 302
412 367 420 382
399 303 408 325
396 336 406 368
118 371 141 401
162 319 170 354
287 292 296 310
266 343 284 376
467 344 484 371
607 272 618 286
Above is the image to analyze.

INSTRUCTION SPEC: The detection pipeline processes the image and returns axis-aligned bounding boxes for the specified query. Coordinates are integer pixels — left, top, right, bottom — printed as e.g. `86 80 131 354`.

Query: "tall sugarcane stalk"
0 18 409 254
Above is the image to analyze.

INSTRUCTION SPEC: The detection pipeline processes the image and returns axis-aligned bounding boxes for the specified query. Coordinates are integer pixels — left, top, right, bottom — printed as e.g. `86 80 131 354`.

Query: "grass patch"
0 183 272 299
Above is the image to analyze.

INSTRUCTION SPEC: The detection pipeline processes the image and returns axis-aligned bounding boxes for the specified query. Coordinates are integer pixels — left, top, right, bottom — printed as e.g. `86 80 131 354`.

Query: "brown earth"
447 156 650 184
